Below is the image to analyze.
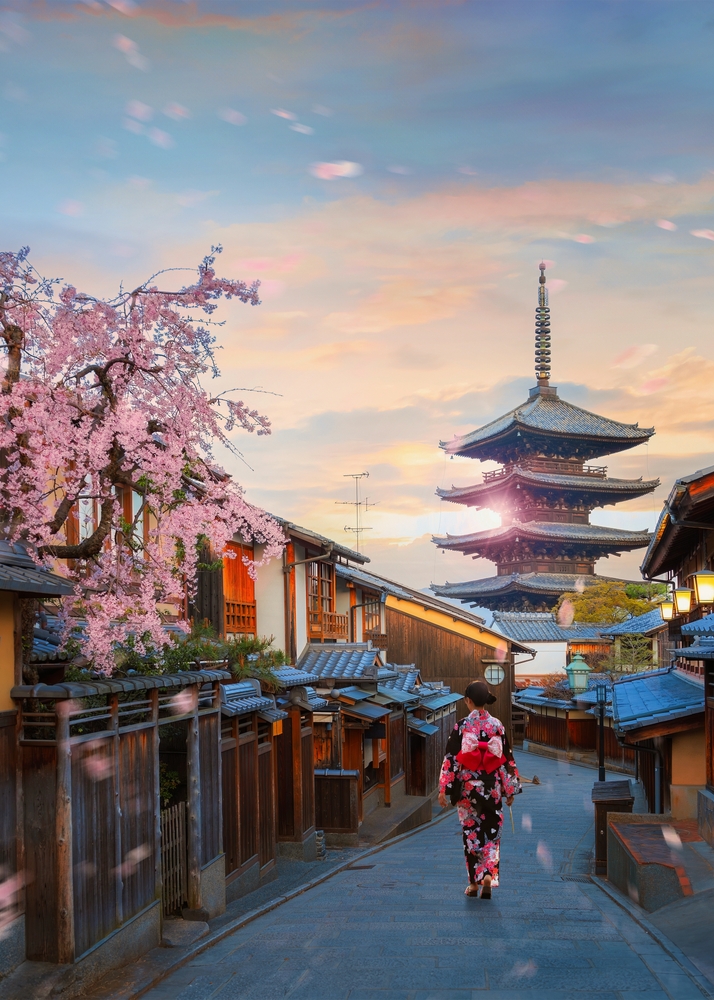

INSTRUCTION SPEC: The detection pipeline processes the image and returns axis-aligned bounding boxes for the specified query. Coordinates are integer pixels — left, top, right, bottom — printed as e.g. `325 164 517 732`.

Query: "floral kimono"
439 709 520 887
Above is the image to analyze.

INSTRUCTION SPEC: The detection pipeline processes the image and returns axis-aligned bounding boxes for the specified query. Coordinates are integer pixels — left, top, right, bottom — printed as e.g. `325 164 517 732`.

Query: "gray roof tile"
601 609 666 636
297 644 382 680
434 521 652 550
433 571 627 601
611 667 704 732
439 468 658 504
681 613 714 637
491 612 606 642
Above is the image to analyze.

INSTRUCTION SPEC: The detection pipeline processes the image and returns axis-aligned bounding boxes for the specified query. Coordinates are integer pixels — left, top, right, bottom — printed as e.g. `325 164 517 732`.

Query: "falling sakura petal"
123 118 145 135
169 690 193 716
388 165 412 174
656 219 677 231
573 234 595 243
691 229 714 240
521 813 532 832
575 577 587 594
219 108 247 126
312 104 333 116
536 841 553 871
290 123 314 134
107 0 138 13
126 99 152 121
164 102 190 120
148 127 174 149
309 160 363 180
511 960 537 978
271 108 297 120
557 599 574 627
113 34 148 70
662 825 683 850
58 199 84 217
547 278 567 294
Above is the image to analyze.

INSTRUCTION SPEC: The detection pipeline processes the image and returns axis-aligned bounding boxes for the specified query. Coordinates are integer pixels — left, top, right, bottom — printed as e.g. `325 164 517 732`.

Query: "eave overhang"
431 571 627 604
433 521 652 557
641 465 714 579
438 469 659 508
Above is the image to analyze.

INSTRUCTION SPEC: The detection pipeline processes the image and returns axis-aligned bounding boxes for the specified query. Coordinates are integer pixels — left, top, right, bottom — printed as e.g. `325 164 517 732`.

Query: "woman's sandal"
480 875 492 899
464 884 479 896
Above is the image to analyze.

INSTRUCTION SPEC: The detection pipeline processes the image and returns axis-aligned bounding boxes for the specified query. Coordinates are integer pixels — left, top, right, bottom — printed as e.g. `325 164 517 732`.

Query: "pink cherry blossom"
0 247 285 673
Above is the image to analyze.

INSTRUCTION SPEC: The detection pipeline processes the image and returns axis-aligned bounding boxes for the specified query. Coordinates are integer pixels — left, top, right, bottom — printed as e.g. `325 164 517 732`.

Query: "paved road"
142 752 707 1000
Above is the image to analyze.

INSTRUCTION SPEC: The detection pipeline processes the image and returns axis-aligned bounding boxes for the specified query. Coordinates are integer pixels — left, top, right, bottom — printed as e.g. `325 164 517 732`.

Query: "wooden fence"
13 669 227 964
314 770 359 834
161 802 187 916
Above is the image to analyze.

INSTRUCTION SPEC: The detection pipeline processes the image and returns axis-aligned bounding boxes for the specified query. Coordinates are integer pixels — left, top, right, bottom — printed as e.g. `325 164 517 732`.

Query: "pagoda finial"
534 261 551 385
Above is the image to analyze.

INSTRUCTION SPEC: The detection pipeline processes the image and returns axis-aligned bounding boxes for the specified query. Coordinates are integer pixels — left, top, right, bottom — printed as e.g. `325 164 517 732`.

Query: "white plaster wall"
514 641 567 682
254 543 286 653
294 544 308 657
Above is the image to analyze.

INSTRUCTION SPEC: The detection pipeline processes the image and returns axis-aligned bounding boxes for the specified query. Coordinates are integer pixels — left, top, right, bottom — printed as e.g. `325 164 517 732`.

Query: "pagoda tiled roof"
438 468 659 505
433 521 652 553
431 571 628 602
441 387 654 463
491 611 607 642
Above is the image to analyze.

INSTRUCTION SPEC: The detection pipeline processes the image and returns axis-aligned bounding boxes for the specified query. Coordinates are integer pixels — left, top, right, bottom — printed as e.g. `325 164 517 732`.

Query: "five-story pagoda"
432 264 659 611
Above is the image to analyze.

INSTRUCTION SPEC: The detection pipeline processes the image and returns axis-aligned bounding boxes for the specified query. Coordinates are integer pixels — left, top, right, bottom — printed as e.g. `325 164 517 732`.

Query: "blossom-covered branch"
0 247 285 672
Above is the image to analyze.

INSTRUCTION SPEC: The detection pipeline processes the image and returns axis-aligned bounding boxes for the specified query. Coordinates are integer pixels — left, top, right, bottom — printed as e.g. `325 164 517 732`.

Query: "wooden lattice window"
223 542 256 635
307 559 334 616
363 591 381 634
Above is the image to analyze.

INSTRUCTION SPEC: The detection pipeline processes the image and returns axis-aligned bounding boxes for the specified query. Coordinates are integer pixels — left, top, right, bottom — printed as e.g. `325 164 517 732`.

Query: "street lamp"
596 682 608 782
673 587 693 615
693 569 714 606
659 599 674 622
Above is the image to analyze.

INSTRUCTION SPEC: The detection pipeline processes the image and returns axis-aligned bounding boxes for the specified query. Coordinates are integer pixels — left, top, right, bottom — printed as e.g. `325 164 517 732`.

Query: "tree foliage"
553 580 661 625
0 247 285 672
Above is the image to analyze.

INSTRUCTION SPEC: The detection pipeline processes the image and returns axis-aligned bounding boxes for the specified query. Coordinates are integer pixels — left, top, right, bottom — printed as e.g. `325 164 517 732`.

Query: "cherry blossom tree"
0 246 285 673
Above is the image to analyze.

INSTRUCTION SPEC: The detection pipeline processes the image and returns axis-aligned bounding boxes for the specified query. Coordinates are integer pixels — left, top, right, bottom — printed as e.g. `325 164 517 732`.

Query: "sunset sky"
3 0 714 597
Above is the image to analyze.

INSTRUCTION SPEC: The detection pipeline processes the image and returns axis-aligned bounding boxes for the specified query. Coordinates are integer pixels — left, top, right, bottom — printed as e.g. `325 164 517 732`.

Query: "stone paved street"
141 752 708 1000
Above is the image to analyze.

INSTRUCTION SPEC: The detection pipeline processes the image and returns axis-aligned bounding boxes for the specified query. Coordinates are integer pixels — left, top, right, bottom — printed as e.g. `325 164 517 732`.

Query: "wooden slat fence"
161 802 187 916
314 770 359 834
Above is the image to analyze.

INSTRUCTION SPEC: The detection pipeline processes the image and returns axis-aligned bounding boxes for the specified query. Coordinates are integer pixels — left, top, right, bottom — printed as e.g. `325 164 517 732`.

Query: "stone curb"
95 807 457 1000
592 876 714 999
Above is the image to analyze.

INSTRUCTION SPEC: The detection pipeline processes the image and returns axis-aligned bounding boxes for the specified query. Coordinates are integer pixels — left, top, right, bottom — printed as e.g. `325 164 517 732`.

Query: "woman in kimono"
438 680 520 898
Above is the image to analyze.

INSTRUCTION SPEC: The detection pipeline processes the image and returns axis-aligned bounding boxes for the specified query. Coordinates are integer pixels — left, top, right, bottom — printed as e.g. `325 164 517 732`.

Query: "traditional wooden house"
611 666 705 818
640 464 714 842
193 520 369 659
333 564 532 737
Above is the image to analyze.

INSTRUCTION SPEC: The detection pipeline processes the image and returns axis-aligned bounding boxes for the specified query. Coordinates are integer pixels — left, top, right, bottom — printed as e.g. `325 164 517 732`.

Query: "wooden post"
186 684 202 910
284 543 297 664
214 681 223 856
384 715 391 807
55 700 75 964
110 695 123 927
14 697 25 920
150 689 162 905
290 705 303 837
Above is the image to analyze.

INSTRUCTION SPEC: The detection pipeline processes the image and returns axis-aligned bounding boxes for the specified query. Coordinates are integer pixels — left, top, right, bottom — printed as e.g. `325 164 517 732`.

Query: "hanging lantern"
673 588 693 614
659 600 674 621
693 569 714 605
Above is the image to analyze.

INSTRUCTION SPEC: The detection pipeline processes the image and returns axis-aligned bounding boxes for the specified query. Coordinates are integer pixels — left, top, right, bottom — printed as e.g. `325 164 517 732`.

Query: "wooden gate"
161 802 187 915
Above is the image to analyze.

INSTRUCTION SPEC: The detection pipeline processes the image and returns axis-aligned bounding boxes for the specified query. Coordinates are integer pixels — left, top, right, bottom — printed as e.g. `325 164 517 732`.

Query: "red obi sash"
456 742 506 774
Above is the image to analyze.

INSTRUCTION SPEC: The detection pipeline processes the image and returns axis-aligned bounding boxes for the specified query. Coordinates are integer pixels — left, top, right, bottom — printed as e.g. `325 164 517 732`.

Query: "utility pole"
336 472 378 552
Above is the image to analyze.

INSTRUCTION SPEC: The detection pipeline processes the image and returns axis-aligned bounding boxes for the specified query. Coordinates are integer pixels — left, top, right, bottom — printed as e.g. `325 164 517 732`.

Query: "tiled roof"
0 541 73 597
675 637 714 660
681 613 714 637
433 572 627 602
434 521 652 551
439 469 658 504
419 691 463 710
382 667 419 692
611 667 704 732
491 612 607 643
442 389 654 461
514 687 575 711
272 666 320 687
601 609 667 636
12 668 231 701
297 644 382 680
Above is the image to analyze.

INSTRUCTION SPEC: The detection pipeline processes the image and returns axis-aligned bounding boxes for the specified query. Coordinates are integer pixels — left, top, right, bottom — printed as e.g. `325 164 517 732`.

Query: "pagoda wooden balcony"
224 600 257 636
308 611 349 641
482 460 608 483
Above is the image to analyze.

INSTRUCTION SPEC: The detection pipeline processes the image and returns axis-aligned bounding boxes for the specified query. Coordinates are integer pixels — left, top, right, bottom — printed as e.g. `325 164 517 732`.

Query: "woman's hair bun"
464 679 496 707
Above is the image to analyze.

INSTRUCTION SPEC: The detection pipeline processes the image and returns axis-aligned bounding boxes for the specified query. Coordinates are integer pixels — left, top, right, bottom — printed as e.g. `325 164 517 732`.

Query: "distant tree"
0 247 285 673
602 632 655 675
553 580 658 625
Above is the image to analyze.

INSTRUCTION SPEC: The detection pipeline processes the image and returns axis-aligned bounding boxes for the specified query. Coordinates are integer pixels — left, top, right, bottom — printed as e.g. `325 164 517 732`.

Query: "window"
307 558 334 616
363 592 381 634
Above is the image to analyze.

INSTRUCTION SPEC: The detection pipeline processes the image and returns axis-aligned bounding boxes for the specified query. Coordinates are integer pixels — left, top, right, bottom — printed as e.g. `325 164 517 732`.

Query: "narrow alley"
134 752 710 1000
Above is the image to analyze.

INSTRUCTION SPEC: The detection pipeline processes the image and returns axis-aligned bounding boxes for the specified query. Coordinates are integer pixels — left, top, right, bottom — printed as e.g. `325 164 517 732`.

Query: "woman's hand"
438 791 448 809
506 795 514 807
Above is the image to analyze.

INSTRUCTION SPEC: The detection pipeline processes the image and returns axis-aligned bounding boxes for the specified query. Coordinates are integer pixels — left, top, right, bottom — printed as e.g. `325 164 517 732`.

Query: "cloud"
611 344 658 369
324 279 476 335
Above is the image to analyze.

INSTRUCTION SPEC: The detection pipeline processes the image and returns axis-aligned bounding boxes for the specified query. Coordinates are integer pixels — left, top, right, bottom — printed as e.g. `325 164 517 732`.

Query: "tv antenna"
336 472 378 552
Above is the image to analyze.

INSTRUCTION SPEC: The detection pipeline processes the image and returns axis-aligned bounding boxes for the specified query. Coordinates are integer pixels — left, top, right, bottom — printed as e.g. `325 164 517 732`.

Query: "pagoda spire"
534 262 551 386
